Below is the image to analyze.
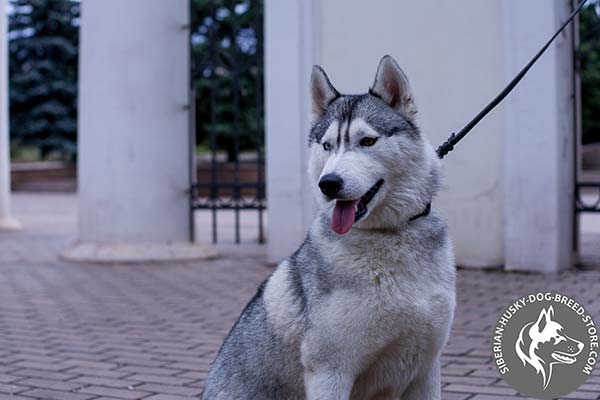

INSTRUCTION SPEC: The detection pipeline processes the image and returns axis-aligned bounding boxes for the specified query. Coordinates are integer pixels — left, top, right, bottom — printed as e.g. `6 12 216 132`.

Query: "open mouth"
331 179 384 235
552 352 577 364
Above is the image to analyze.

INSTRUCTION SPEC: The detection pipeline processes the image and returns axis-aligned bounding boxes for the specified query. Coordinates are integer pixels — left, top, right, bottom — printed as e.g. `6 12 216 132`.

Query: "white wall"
265 0 318 262
318 0 506 267
78 0 190 242
265 0 575 270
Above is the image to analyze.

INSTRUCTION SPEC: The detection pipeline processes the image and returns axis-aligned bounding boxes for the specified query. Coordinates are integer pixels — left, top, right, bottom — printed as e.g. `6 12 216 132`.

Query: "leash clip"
436 133 456 159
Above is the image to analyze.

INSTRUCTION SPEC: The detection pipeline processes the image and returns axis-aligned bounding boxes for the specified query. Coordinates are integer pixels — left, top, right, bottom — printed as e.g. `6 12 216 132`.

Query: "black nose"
319 173 343 197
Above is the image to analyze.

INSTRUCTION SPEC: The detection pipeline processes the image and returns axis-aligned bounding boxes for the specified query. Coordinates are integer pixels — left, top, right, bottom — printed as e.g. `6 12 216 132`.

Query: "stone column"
503 0 575 272
0 0 20 231
265 0 319 263
64 0 215 262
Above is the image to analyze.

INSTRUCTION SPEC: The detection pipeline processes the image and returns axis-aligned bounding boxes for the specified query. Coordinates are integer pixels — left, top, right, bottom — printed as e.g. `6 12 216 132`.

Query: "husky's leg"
304 369 354 400
301 335 360 400
402 358 441 400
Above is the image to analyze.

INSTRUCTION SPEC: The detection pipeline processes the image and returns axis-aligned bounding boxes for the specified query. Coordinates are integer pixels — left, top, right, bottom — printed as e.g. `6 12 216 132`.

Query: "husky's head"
515 306 584 390
308 55 440 234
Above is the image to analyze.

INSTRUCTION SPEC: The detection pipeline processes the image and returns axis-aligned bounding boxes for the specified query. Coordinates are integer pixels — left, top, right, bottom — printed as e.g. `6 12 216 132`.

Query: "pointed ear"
311 66 340 119
535 308 549 333
370 55 417 119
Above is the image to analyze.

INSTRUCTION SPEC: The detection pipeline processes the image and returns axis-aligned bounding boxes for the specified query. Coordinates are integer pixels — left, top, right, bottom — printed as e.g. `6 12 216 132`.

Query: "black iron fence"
576 2 600 216
189 0 265 244
575 1 600 253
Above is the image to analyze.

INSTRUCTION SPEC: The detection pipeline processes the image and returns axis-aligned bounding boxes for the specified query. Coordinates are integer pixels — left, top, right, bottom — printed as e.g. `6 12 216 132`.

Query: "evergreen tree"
9 0 79 159
191 0 263 161
581 4 600 144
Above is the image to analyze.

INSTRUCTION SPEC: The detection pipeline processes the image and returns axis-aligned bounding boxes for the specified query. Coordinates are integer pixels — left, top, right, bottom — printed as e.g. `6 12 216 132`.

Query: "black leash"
436 0 589 159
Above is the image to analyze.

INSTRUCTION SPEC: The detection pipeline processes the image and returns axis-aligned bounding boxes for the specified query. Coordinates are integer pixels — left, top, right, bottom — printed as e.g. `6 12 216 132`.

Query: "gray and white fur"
202 55 456 400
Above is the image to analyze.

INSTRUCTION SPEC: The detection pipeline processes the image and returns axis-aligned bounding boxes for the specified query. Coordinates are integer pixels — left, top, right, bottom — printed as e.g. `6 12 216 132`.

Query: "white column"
0 0 20 231
265 0 318 263
503 0 575 272
64 0 216 262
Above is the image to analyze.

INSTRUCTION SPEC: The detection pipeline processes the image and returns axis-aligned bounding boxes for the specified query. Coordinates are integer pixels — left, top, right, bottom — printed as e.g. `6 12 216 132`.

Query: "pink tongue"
332 200 360 234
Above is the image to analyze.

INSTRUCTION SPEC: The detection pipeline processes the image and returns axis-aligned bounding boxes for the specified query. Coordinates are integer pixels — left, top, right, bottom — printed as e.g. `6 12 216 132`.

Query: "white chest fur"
263 217 455 399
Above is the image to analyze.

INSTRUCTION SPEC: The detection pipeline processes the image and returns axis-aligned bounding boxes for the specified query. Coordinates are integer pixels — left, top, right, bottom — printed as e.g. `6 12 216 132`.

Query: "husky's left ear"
371 55 417 120
311 66 340 119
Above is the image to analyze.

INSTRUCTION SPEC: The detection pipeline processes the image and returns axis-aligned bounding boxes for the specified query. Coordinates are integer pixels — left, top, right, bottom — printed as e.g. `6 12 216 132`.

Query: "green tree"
9 0 79 159
580 3 600 144
191 0 263 161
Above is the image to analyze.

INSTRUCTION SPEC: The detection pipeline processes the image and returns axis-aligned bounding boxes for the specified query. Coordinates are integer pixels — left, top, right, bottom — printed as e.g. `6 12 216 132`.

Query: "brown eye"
323 142 332 151
360 137 378 147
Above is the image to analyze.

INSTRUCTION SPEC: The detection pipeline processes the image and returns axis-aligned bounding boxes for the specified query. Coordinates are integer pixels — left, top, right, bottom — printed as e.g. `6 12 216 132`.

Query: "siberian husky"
516 306 584 390
202 55 456 400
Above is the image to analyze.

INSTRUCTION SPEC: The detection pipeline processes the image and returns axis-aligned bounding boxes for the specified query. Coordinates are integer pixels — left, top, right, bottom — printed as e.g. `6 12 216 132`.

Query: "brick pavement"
0 193 598 400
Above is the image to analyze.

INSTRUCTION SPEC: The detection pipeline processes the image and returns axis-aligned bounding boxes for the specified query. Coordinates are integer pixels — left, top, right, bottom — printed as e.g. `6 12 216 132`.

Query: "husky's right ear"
311 66 340 119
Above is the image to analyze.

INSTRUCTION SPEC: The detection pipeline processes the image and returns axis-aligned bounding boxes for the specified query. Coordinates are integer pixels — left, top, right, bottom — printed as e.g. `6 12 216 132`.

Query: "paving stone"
19 388 95 400
441 375 497 386
68 375 141 389
0 375 20 384
0 382 29 395
11 361 65 372
444 383 518 395
78 385 151 399
144 395 197 400
562 391 600 399
59 360 118 370
12 369 78 381
441 393 472 400
14 377 82 392
127 374 195 386
66 367 134 380
116 366 183 377
135 383 201 397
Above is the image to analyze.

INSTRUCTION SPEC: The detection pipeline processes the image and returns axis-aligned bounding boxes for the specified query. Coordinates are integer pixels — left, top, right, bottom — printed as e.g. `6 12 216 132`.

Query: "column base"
0 217 22 231
61 240 218 263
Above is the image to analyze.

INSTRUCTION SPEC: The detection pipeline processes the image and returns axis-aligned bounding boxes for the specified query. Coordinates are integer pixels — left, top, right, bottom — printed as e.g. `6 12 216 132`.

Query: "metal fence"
189 0 265 244
576 2 600 212
575 1 600 252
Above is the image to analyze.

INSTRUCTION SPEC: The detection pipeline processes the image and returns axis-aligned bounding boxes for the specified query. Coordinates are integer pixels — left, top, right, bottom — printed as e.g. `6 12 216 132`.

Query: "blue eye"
323 142 332 151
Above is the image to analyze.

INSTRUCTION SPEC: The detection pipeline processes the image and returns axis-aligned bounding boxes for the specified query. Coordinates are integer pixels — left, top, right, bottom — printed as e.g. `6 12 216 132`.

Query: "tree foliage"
581 4 600 144
191 0 263 161
8 0 263 161
9 0 80 159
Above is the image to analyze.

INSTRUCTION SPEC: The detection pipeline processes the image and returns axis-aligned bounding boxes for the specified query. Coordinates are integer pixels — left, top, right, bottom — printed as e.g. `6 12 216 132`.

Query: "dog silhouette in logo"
515 306 584 389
